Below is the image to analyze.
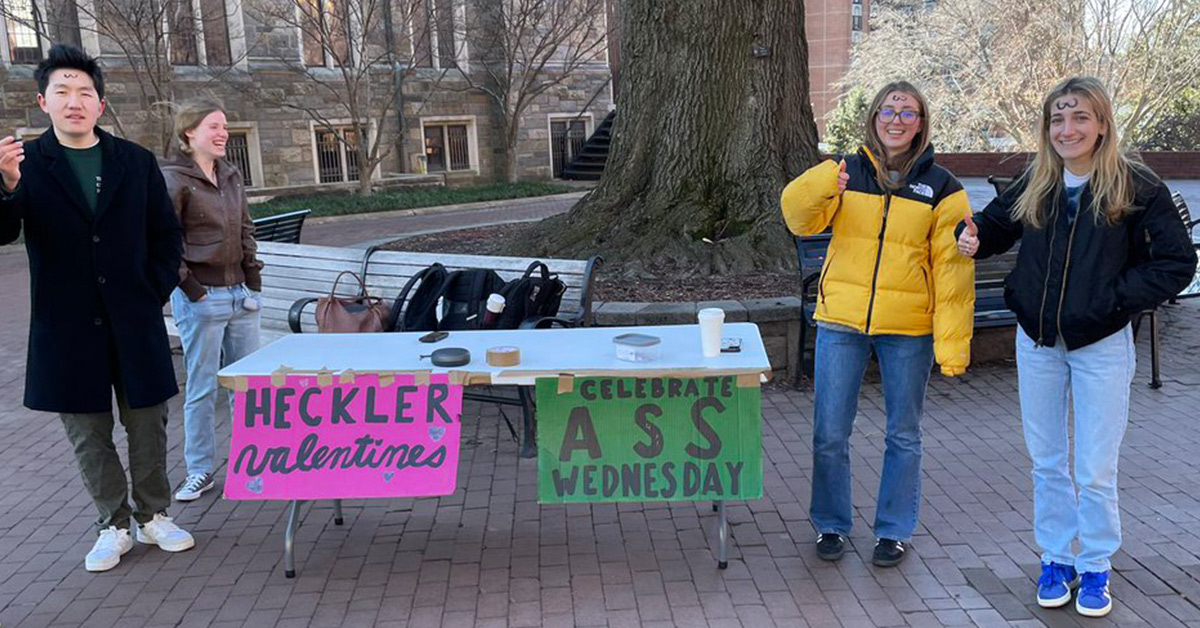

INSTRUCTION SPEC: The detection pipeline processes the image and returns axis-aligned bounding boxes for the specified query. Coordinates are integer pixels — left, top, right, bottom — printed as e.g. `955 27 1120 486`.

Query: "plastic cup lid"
613 333 661 347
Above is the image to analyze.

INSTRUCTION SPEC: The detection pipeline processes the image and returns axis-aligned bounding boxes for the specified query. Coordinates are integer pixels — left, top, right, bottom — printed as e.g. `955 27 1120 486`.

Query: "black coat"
0 128 183 412
960 165 1197 350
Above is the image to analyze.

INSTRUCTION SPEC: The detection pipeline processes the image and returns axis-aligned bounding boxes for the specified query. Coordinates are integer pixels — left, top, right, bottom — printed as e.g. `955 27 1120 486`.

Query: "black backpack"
390 263 448 332
496 261 567 328
439 268 509 330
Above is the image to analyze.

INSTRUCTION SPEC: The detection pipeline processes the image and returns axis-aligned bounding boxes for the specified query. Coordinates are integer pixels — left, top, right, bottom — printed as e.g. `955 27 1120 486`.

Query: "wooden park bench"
1136 192 1200 387
253 240 602 457
797 180 1197 388
794 234 1017 372
251 209 311 244
987 174 1015 197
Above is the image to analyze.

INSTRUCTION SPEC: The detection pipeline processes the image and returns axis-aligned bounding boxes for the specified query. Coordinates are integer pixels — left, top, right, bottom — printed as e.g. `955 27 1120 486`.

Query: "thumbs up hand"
836 160 849 194
957 215 980 258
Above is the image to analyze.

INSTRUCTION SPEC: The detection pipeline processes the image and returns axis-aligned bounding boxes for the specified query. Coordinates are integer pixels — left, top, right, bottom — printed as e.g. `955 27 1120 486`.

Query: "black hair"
34 44 105 100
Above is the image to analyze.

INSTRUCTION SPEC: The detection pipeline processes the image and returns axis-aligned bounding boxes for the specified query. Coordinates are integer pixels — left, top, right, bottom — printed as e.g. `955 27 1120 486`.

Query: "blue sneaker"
1037 561 1079 608
1076 571 1112 617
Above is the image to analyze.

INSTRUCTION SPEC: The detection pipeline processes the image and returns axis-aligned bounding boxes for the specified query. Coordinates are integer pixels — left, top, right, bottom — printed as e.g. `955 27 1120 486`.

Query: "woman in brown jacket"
161 98 263 502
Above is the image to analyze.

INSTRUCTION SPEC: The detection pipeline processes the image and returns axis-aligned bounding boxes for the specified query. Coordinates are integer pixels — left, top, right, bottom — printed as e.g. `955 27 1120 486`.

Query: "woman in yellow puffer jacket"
780 81 974 567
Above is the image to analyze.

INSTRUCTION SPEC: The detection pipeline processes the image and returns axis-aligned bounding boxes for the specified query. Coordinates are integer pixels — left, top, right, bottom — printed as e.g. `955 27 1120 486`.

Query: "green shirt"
62 143 103 213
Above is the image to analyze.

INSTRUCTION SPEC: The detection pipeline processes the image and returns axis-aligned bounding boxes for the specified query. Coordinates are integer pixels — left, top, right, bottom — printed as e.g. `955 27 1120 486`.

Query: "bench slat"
252 210 311 244
367 249 590 273
258 241 366 261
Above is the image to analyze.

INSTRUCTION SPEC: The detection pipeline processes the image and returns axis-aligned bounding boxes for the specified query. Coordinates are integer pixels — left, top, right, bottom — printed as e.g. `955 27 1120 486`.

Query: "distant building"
0 0 612 190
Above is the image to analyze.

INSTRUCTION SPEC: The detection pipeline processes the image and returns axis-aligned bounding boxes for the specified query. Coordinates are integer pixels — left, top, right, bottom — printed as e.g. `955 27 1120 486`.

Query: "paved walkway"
299 193 586 248
1 191 1199 628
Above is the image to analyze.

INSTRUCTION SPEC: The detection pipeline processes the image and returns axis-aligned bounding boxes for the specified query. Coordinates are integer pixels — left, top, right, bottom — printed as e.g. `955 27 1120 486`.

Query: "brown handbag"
315 271 392 333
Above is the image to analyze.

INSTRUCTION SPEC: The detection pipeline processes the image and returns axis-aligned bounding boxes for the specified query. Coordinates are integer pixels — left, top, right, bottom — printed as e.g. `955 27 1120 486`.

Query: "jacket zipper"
818 251 835 305
1035 215 1059 346
864 191 892 333
1054 216 1080 345
921 266 933 314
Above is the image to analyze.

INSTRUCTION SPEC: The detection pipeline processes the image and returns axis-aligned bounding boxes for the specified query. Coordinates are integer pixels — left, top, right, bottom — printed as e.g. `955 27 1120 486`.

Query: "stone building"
0 0 613 190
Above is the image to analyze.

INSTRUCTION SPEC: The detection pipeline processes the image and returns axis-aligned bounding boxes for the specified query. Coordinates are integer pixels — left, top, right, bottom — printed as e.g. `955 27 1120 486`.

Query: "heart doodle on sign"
246 477 264 493
383 472 395 482
428 426 446 441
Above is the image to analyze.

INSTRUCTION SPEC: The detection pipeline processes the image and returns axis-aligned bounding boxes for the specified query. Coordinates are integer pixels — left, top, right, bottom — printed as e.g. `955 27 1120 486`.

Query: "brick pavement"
2 208 1200 626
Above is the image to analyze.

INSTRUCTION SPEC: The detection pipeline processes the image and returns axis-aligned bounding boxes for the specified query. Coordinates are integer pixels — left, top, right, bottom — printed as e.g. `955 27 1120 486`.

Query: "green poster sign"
536 376 763 504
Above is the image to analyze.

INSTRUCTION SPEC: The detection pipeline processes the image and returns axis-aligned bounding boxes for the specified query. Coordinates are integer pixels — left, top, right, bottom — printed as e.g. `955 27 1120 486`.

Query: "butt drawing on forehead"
890 94 909 102
1055 97 1079 111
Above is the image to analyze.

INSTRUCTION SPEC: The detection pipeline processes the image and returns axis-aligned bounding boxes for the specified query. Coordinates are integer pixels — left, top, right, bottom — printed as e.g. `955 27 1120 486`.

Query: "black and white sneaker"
174 473 215 502
816 533 846 561
873 538 907 567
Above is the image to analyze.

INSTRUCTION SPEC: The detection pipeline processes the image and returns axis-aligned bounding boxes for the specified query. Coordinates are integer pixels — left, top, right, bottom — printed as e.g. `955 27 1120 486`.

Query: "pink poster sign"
225 373 464 500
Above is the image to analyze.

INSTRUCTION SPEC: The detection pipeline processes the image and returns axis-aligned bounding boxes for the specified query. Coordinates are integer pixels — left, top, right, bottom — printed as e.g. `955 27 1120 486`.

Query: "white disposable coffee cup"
698 307 725 358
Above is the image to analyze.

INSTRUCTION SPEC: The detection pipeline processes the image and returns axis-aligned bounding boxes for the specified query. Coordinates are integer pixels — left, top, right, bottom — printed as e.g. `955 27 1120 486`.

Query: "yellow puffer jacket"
781 146 975 375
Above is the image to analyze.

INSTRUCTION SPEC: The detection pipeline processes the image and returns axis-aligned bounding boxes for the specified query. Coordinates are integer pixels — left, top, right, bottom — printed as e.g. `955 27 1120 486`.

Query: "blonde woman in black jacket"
957 77 1196 618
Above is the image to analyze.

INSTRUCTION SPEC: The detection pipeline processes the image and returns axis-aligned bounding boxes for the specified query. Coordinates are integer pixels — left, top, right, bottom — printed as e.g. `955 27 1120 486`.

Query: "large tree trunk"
511 0 820 276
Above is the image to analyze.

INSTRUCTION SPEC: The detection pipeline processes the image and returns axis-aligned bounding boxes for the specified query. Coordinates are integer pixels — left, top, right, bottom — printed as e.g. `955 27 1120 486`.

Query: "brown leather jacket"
160 156 263 301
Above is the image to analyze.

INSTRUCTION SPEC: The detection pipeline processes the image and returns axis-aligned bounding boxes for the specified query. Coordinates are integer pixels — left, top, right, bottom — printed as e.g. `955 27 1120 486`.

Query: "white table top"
217 323 771 386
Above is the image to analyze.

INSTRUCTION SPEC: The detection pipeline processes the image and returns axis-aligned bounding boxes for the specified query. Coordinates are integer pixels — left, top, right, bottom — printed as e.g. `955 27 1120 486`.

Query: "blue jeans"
1016 325 1134 573
810 327 934 541
171 285 260 476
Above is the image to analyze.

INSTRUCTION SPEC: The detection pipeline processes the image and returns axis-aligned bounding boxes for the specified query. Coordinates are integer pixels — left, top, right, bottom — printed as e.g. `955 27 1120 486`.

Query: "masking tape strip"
413 371 431 386
466 372 492 386
500 368 769 380
339 369 357 384
736 373 760 388
447 370 470 386
557 373 575 394
220 376 249 392
378 371 395 387
317 370 333 387
271 366 293 387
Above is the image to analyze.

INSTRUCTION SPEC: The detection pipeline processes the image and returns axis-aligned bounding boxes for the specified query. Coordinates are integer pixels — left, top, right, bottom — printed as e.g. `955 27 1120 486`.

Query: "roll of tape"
486 346 521 366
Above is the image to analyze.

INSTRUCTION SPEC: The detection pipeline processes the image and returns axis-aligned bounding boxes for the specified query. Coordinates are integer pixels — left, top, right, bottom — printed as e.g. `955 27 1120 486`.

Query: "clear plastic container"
613 333 662 362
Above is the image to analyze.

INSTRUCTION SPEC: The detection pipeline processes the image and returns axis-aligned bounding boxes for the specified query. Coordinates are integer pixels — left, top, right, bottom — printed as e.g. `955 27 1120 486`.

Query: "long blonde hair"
863 81 932 191
1012 77 1135 228
172 98 225 156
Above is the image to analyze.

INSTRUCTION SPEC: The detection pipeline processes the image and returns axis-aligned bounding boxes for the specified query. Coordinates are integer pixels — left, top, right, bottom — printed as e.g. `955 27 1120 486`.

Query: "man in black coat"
0 45 196 572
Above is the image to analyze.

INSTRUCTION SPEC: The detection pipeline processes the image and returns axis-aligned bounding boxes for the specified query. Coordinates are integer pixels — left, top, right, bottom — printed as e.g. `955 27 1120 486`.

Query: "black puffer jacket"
959 166 1196 350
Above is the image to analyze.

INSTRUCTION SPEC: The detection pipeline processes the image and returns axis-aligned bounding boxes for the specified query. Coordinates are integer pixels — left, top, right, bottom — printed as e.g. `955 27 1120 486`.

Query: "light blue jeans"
810 326 934 542
171 285 261 476
1016 325 1135 574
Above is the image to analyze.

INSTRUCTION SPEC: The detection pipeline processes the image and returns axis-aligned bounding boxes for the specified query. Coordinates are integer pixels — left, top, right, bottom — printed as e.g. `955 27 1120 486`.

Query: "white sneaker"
86 526 133 572
136 514 195 552
174 473 215 502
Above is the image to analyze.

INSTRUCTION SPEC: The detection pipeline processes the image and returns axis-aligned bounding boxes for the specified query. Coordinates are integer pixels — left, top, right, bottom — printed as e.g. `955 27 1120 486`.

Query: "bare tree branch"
843 0 1200 151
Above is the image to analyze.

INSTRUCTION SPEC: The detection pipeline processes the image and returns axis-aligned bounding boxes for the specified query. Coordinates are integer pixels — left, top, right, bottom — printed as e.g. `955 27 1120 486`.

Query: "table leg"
284 500 302 578
334 499 344 526
715 500 728 569
519 386 537 459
